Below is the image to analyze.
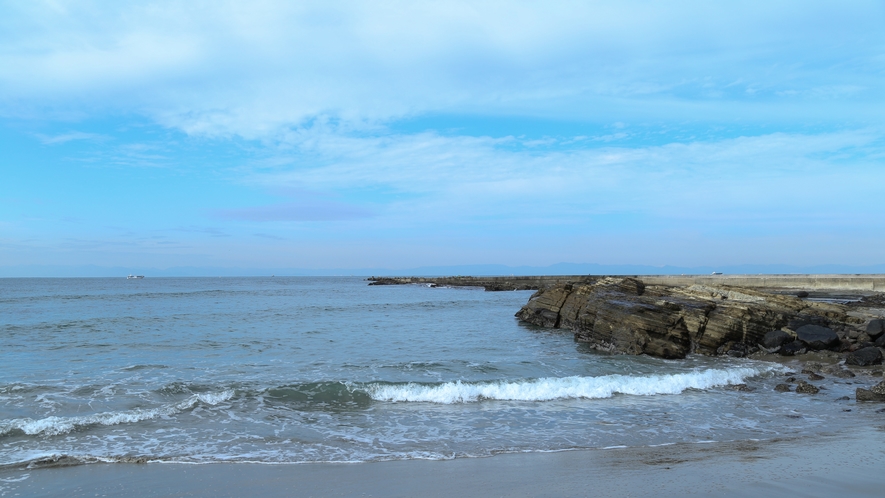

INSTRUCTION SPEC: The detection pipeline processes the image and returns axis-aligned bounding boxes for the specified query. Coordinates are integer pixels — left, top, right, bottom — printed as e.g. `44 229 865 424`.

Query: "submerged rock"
775 384 792 392
795 381 820 394
856 388 885 402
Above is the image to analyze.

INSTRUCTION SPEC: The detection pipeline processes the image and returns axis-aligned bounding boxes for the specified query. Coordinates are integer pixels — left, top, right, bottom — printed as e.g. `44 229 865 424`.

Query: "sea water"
0 277 878 467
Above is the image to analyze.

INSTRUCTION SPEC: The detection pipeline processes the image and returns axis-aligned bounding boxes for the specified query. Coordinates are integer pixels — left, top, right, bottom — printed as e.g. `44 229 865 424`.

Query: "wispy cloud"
235 127 885 231
215 201 373 222
168 226 230 237
37 131 106 144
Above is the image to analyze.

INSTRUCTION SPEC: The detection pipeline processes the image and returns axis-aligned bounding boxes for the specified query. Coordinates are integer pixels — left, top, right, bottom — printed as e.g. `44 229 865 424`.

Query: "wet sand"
4 426 885 497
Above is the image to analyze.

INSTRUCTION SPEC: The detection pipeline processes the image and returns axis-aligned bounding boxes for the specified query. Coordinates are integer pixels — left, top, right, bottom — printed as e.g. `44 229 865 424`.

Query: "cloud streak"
214 200 374 222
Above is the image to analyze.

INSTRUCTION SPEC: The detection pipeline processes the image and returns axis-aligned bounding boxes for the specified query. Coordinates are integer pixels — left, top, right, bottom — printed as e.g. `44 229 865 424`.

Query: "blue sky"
2 1 884 275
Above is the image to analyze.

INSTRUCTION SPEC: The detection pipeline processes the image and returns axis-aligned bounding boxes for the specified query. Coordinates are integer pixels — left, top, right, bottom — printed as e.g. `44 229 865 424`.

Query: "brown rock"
515 277 870 360
795 381 820 394
856 388 885 402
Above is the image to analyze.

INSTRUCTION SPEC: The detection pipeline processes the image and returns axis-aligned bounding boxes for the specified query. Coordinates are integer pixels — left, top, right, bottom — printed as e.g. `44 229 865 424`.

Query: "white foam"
0 390 234 437
365 365 781 403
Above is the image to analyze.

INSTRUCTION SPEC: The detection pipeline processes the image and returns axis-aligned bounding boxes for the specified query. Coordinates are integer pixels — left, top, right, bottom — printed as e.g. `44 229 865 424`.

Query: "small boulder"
795 325 840 350
779 341 807 356
730 383 754 392
762 330 793 350
795 381 820 394
856 388 885 402
870 380 885 395
775 384 792 392
822 366 855 378
866 319 885 339
807 372 825 381
788 316 826 331
875 335 885 348
845 347 884 366
796 291 809 298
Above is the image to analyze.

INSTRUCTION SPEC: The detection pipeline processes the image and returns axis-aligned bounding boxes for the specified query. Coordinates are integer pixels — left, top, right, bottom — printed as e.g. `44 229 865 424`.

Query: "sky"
2 1 884 275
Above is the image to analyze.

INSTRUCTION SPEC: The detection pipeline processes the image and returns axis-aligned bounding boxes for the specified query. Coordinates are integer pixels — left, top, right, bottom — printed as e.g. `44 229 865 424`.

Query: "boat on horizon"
126 274 145 279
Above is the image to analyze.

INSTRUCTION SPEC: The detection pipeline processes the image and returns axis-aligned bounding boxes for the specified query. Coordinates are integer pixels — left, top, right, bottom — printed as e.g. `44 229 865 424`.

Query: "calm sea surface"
0 277 878 466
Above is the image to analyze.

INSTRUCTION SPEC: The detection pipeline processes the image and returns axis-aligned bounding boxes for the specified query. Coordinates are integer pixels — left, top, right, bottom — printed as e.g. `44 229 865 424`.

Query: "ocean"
0 277 878 467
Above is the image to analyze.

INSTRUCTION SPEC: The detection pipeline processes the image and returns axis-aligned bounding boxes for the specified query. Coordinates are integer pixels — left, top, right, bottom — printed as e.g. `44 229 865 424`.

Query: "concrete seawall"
368 275 885 292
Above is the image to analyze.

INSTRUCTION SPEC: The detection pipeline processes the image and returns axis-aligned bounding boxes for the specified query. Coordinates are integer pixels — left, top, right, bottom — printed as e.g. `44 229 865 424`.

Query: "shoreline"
4 426 885 497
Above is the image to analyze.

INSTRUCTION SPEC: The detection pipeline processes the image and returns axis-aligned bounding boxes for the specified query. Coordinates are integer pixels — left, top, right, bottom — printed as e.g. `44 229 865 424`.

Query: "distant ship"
126 275 145 279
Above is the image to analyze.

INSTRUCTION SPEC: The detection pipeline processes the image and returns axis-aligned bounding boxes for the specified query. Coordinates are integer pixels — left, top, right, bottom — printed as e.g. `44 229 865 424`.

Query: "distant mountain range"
3 262 885 278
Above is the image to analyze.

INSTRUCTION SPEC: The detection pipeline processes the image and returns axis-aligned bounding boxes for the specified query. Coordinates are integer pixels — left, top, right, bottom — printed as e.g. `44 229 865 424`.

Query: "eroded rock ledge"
515 277 885 360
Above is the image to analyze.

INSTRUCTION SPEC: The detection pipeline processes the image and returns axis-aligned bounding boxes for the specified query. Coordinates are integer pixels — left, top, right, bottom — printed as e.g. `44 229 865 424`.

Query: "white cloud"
1 1 883 137
36 131 105 144
229 127 885 231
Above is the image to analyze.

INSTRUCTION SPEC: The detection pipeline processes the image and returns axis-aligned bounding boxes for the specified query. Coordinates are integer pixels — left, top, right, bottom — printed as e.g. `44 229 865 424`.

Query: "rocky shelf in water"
369 274 885 402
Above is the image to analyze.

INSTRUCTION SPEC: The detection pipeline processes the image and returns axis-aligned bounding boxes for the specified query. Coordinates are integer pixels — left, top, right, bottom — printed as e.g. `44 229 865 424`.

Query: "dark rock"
762 330 793 349
366 277 402 286
795 381 820 394
726 343 756 358
845 347 884 366
796 291 810 298
822 366 855 378
866 319 885 339
795 325 840 350
730 383 754 392
788 316 827 331
785 376 796 382
836 396 850 401
807 372 825 381
856 388 885 402
775 384 792 392
870 380 885 395
875 335 885 348
779 341 807 356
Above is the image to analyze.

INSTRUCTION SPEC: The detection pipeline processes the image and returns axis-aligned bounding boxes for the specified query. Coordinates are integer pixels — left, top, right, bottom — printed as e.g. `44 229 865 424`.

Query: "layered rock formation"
515 277 882 360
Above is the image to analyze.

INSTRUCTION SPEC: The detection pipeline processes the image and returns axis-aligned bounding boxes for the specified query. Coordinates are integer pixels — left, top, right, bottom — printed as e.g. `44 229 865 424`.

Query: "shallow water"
0 277 878 466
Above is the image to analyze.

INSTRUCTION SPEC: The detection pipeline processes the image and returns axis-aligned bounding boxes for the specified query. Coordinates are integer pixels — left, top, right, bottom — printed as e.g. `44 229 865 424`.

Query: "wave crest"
365 366 781 403
0 390 234 437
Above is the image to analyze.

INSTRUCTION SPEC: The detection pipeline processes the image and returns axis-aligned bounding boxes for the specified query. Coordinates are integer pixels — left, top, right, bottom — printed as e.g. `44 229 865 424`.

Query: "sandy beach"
4 424 884 497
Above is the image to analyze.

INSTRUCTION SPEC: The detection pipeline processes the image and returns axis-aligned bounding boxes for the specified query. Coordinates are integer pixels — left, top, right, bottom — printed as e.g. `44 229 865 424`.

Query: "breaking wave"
364 365 782 403
0 390 234 437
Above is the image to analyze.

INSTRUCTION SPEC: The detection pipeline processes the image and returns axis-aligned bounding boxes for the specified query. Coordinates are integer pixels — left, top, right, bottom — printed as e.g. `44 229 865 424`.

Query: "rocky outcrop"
516 277 879 360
